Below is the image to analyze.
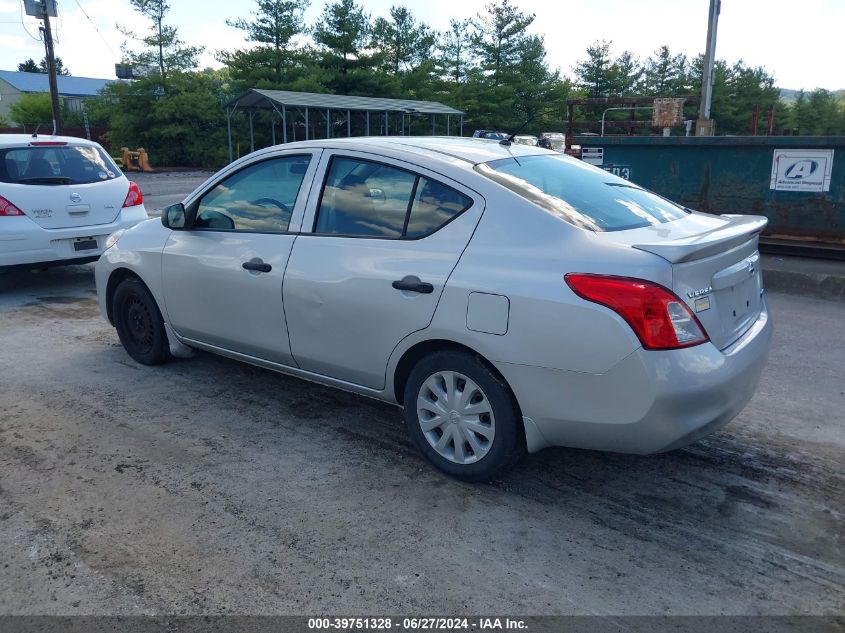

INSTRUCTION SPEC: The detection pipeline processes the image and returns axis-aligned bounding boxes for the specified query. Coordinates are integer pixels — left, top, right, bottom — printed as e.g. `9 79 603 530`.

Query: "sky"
0 0 842 91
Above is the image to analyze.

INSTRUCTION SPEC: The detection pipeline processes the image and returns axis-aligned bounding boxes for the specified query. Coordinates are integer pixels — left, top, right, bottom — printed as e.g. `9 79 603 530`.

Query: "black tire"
403 350 525 482
112 277 172 366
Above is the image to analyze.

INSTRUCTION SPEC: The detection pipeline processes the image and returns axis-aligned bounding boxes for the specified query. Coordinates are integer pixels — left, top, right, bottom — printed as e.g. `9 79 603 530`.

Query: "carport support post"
305 108 309 141
282 105 288 144
249 109 255 152
384 112 388 135
226 106 233 163
271 114 276 145
326 109 330 138
366 112 370 136
460 115 464 137
447 115 450 136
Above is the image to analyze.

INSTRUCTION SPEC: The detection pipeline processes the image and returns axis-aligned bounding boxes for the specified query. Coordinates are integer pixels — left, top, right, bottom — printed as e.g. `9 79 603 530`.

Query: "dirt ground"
126 172 214 216
0 262 842 616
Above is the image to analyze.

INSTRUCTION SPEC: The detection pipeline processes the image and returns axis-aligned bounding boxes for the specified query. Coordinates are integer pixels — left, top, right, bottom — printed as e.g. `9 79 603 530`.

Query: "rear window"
476 154 687 232
0 145 121 185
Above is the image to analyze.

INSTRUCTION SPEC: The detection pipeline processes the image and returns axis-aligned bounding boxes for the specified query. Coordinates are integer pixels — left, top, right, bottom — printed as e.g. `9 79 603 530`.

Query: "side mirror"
162 203 187 229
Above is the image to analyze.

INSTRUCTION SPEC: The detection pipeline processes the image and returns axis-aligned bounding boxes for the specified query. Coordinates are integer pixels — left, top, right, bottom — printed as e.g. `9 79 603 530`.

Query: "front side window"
476 154 687 232
194 155 310 233
315 157 471 238
0 145 120 185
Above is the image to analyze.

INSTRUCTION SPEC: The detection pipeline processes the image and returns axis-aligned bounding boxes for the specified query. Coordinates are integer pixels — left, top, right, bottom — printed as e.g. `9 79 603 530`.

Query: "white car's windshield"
476 154 688 232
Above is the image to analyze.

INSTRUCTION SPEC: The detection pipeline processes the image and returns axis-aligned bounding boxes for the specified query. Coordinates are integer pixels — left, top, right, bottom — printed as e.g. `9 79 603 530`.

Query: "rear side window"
0 145 120 185
195 155 310 233
406 178 472 238
315 157 471 239
476 154 687 232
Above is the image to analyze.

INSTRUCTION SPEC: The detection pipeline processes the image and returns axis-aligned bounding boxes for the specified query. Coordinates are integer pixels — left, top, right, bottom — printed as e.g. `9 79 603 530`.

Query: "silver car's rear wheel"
403 350 525 481
417 371 496 465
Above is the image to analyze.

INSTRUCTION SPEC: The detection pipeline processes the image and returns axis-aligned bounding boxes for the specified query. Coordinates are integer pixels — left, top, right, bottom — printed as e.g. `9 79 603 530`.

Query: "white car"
0 134 148 268
96 137 771 481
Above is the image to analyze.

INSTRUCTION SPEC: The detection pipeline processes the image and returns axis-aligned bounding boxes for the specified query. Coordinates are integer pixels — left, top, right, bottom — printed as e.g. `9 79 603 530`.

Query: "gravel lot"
126 171 213 216
0 173 843 616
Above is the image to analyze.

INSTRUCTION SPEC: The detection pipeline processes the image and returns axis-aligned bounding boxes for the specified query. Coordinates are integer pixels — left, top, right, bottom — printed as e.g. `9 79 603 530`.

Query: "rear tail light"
122 181 143 208
0 194 24 217
29 141 67 146
565 273 709 350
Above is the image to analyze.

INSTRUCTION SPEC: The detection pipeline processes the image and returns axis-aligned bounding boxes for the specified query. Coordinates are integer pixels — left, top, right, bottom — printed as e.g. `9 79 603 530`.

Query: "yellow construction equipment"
120 147 154 173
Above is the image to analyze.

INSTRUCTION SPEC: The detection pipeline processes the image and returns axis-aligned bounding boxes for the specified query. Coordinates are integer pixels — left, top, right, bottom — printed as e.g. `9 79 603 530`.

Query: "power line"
18 0 43 42
72 0 119 58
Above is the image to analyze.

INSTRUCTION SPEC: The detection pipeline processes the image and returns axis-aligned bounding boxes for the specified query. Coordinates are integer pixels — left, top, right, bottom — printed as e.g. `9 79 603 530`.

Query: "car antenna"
499 107 560 146
31 125 41 139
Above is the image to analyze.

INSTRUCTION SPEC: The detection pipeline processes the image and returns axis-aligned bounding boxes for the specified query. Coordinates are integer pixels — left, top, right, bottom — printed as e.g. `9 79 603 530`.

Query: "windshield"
476 154 688 232
0 145 121 185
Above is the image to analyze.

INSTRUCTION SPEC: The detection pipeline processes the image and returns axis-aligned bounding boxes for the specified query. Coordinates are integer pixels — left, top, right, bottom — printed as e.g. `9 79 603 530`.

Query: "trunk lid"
8 178 127 229
596 213 767 350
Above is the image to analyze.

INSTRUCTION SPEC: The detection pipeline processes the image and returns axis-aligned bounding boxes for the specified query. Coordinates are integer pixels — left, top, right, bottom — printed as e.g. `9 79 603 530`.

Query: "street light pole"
696 0 720 136
39 0 62 135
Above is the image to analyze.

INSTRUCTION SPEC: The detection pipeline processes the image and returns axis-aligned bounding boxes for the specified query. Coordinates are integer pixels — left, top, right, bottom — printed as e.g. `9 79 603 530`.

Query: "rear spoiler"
632 215 768 264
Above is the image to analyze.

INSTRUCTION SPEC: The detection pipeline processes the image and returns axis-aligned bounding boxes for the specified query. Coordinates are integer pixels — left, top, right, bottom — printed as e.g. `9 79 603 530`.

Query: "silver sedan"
95 137 771 481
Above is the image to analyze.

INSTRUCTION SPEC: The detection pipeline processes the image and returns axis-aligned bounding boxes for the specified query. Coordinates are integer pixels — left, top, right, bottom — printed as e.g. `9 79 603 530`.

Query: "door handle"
242 260 272 273
392 275 434 294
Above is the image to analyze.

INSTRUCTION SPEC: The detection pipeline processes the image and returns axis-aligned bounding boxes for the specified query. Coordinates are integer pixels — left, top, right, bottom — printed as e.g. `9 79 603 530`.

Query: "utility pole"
39 0 62 135
696 0 720 136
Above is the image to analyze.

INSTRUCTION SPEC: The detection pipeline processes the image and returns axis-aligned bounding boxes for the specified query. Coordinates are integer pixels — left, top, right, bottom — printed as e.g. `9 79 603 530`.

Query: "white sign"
581 147 603 166
770 149 834 192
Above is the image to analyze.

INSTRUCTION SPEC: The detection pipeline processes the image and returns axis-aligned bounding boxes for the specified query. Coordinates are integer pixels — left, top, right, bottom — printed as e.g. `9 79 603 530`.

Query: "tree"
89 70 229 167
438 19 473 84
610 50 642 96
222 0 310 84
510 35 568 122
786 89 845 135
17 59 39 73
573 40 615 97
312 0 382 95
39 56 70 75
642 46 689 95
371 6 435 76
119 0 203 85
472 0 535 86
9 93 53 128
312 0 370 69
17 57 70 75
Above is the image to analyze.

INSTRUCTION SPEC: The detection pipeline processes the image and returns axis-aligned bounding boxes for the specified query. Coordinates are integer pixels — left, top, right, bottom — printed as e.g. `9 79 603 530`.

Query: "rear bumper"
0 205 147 267
497 301 772 454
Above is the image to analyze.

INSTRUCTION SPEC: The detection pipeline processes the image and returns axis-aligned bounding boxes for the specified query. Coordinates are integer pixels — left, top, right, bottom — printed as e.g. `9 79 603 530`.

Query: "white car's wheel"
403 350 525 481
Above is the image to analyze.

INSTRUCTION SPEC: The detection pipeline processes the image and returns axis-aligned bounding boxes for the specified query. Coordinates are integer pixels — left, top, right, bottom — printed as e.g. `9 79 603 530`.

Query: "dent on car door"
162 152 320 364
283 153 484 390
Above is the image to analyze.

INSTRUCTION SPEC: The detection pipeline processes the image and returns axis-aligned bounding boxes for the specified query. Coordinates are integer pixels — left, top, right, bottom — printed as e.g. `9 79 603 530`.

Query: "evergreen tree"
219 0 312 89
438 19 473 84
573 40 615 97
371 6 435 76
17 59 39 73
472 0 535 87
119 0 203 85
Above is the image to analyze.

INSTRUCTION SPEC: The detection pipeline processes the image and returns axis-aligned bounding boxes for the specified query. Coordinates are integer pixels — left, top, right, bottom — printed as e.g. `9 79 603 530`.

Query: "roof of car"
278 136 550 165
0 134 100 147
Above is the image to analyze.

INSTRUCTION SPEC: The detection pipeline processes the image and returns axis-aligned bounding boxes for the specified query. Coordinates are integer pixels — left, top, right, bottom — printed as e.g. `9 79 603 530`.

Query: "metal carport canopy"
224 88 465 162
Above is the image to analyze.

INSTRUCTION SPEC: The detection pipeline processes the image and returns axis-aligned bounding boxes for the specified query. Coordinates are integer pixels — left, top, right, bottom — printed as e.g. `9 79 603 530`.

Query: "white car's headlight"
105 229 126 250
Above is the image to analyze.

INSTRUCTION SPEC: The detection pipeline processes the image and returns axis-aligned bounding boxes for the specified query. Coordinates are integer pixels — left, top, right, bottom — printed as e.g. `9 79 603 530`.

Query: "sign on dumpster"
769 149 834 192
581 147 603 166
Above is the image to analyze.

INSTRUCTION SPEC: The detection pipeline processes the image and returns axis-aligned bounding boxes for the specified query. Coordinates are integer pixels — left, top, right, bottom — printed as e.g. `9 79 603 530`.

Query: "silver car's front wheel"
404 350 525 481
417 371 496 465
